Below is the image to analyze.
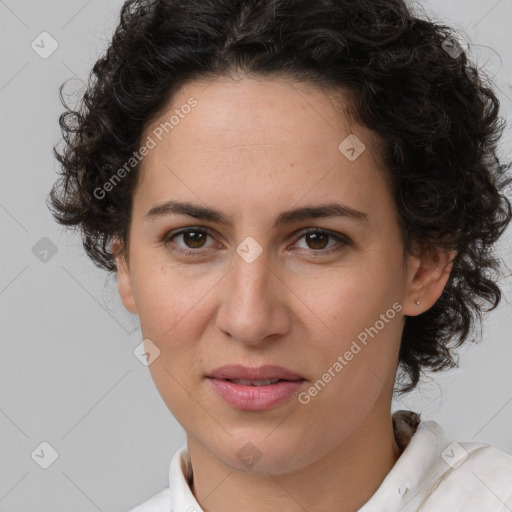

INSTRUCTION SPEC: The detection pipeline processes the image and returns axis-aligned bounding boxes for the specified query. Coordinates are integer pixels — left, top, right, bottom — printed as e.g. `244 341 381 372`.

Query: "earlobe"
111 236 138 315
403 245 456 316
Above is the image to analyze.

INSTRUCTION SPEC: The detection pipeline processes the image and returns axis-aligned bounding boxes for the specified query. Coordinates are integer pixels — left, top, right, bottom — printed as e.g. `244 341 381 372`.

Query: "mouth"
206 376 307 411
207 364 305 383
208 377 305 386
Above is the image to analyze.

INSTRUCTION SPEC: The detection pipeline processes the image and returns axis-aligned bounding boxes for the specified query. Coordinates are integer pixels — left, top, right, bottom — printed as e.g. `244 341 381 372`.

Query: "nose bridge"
216 242 290 343
230 245 273 308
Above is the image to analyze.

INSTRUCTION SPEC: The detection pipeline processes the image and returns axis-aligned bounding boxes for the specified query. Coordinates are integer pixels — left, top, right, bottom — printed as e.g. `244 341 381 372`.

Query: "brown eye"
181 230 208 248
294 229 348 253
166 228 215 252
304 232 329 250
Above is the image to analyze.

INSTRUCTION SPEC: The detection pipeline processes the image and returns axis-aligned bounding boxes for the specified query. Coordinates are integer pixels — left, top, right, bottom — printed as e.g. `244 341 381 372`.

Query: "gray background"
0 0 511 511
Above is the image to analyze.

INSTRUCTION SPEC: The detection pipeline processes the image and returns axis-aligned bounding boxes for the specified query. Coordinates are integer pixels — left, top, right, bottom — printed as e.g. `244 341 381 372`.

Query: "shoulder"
439 441 512 495
378 415 512 512
418 432 512 510
126 486 170 512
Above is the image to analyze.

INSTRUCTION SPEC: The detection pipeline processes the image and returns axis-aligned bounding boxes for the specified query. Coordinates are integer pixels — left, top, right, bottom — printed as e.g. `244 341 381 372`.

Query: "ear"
402 242 456 316
111 236 138 314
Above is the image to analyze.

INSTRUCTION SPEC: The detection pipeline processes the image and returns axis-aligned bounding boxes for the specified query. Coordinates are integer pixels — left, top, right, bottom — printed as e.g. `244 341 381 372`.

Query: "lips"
207 364 305 382
207 368 307 411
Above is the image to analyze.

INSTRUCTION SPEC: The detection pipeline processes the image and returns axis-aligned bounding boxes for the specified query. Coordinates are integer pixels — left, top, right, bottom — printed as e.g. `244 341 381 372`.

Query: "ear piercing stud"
416 300 421 306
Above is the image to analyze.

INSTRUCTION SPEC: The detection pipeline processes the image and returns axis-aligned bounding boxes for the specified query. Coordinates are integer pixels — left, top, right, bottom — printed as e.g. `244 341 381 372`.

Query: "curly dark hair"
48 0 512 395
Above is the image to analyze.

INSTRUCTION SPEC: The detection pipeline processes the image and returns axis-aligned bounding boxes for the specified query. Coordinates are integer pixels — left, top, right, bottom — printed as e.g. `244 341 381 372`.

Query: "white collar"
358 419 448 511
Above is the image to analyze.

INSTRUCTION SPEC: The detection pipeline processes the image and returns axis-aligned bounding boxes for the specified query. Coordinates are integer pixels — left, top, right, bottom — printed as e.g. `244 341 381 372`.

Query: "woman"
48 0 512 510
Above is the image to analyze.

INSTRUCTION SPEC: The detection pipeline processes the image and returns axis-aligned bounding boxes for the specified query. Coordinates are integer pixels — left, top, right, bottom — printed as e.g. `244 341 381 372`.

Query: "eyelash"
162 227 351 257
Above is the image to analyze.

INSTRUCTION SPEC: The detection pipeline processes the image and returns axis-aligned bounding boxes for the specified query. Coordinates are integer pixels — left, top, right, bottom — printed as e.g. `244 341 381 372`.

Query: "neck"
187 403 402 512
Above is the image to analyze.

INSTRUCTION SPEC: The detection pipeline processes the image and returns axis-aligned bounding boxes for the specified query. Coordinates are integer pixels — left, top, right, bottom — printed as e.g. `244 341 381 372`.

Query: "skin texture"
113 75 454 512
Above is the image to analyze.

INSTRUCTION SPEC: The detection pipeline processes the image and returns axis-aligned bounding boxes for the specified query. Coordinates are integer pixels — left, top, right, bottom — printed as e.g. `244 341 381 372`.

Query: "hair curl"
48 0 512 395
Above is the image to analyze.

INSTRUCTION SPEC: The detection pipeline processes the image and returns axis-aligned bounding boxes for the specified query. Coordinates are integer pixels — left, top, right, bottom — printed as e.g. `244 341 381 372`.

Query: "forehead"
134 75 390 214
143 75 383 157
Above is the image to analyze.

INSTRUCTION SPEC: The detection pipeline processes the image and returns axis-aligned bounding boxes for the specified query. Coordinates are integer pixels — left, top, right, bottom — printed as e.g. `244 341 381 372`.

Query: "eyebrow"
145 200 368 227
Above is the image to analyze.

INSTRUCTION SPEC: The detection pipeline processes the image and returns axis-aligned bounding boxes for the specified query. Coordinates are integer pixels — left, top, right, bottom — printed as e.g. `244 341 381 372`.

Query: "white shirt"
128 411 512 511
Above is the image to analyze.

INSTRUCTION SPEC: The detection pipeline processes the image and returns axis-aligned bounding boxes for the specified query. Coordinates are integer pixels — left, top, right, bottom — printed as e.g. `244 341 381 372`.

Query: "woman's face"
115 75 439 473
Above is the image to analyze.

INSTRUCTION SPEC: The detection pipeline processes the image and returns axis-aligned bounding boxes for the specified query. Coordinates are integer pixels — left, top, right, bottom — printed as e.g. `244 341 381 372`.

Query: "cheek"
296 257 404 392
133 267 212 420
298 259 402 333
130 248 218 334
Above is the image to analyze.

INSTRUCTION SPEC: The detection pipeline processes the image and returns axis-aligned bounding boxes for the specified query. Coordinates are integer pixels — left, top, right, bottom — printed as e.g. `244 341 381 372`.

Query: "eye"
293 228 349 253
163 226 350 256
164 227 216 255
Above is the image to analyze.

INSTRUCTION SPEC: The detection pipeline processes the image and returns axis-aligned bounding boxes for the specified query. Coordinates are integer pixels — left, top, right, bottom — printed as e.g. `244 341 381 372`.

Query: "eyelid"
293 227 351 245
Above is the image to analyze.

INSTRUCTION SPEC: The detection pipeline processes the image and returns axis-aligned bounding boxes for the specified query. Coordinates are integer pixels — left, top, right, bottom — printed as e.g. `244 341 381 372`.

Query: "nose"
215 247 291 346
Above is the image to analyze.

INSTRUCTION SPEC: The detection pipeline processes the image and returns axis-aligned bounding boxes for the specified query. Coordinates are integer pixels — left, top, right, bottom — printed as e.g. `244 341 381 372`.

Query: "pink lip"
206 365 306 411
207 364 304 381
207 378 306 411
